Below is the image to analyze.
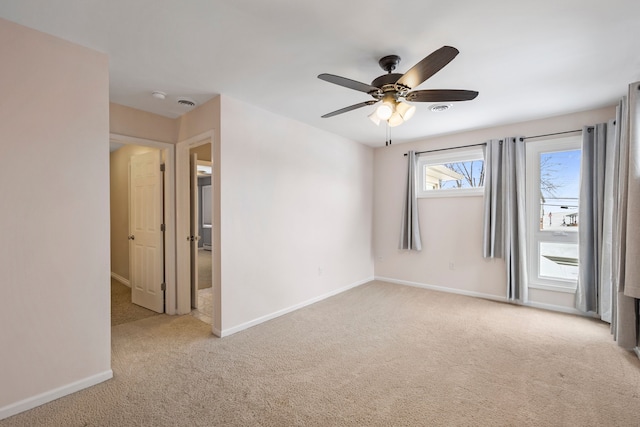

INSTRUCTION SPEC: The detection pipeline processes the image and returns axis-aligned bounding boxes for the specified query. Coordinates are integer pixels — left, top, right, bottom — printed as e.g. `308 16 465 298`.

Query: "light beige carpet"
3 281 640 426
111 278 161 326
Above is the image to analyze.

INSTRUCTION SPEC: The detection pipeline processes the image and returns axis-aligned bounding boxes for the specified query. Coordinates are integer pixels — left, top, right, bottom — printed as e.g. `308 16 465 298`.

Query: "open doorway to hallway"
188 142 214 325
109 141 163 324
108 134 177 323
176 130 219 334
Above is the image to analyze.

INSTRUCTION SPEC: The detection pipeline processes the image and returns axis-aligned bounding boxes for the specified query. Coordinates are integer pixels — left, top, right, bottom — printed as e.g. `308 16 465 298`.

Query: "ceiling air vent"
177 97 196 107
430 104 452 113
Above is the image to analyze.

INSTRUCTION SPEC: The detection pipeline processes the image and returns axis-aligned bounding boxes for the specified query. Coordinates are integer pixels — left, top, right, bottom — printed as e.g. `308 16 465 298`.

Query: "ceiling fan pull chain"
386 122 392 146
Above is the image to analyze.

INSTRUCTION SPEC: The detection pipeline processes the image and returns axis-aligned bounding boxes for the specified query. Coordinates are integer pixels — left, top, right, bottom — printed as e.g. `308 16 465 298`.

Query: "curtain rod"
403 142 486 157
402 127 597 157
520 128 583 141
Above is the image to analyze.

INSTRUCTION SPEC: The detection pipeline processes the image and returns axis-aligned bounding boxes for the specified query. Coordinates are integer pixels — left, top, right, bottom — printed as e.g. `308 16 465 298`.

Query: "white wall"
0 18 111 418
218 96 374 334
374 106 616 310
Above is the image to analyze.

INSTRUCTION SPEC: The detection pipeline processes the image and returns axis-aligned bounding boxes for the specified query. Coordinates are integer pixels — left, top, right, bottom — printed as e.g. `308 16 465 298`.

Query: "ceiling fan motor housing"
371 73 402 89
372 55 411 97
371 73 410 99
378 55 401 73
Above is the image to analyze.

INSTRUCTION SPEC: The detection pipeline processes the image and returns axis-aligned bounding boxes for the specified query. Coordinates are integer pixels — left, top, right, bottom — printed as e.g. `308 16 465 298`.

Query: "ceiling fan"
318 46 478 127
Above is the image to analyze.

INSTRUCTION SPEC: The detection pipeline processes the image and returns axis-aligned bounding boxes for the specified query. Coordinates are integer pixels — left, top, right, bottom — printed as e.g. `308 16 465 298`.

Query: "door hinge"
161 223 166 232
161 282 166 291
160 163 165 172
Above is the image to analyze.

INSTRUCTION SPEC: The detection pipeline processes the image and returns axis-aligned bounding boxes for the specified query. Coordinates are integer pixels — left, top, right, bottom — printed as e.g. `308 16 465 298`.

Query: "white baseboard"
219 277 373 337
375 276 594 317
522 300 591 316
111 272 130 287
0 370 113 421
634 347 640 360
375 276 508 303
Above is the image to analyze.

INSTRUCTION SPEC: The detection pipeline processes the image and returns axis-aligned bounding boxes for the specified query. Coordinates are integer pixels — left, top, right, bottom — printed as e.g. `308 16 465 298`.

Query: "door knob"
128 235 135 240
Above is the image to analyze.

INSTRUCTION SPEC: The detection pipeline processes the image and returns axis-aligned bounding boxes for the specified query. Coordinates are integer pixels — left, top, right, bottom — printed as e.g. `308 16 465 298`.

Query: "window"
525 136 581 292
416 147 485 198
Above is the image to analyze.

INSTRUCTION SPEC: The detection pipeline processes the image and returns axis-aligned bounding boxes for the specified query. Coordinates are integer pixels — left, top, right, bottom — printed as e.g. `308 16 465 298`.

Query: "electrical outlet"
318 267 323 276
448 262 455 271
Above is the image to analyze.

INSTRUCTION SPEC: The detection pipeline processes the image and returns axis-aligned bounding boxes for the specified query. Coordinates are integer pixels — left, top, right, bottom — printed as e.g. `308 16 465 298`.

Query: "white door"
525 136 581 293
190 153 199 309
129 150 164 313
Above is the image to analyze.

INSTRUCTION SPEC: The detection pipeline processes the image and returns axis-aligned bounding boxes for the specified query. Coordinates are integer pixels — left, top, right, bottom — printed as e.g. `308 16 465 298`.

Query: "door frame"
176 130 220 335
524 135 581 295
190 152 199 309
110 133 178 314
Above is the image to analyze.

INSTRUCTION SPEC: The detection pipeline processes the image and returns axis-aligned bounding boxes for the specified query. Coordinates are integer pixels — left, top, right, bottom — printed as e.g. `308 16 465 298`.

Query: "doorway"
525 135 581 294
176 130 220 335
188 143 214 325
109 134 177 323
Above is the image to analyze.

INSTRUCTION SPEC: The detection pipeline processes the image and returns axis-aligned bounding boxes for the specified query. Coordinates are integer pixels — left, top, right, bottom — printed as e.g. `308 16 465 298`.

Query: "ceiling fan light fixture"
376 102 394 120
368 111 381 126
396 102 416 121
388 111 404 127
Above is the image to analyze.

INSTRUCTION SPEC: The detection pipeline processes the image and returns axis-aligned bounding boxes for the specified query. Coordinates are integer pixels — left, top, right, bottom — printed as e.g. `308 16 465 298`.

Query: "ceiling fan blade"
396 46 459 89
406 89 479 102
318 73 381 94
321 100 378 118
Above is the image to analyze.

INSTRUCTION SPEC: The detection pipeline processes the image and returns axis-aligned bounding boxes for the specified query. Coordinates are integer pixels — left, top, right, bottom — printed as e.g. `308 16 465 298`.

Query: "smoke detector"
430 104 452 112
151 91 166 100
177 97 197 107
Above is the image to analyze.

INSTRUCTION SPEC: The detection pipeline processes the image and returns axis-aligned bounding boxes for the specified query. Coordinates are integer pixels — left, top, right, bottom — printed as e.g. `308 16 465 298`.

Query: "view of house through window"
430 159 484 189
526 136 581 290
417 147 485 197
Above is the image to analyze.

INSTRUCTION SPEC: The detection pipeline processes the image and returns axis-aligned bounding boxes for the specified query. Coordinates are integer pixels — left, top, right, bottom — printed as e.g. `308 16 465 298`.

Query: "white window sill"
418 188 484 198
528 282 577 294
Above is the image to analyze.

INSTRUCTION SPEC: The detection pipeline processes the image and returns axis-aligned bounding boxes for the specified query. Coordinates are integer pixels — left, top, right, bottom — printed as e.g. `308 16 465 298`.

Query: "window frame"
525 135 581 293
416 146 485 198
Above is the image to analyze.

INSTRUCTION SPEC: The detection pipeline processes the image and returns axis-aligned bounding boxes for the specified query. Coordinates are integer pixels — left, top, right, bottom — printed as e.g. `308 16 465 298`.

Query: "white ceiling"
2 0 639 147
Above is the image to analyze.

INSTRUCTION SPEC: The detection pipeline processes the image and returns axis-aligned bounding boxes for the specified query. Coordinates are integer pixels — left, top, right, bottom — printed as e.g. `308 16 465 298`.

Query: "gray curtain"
624 82 640 301
576 85 638 349
618 83 640 349
575 124 607 313
482 137 527 301
600 120 619 323
399 150 422 251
